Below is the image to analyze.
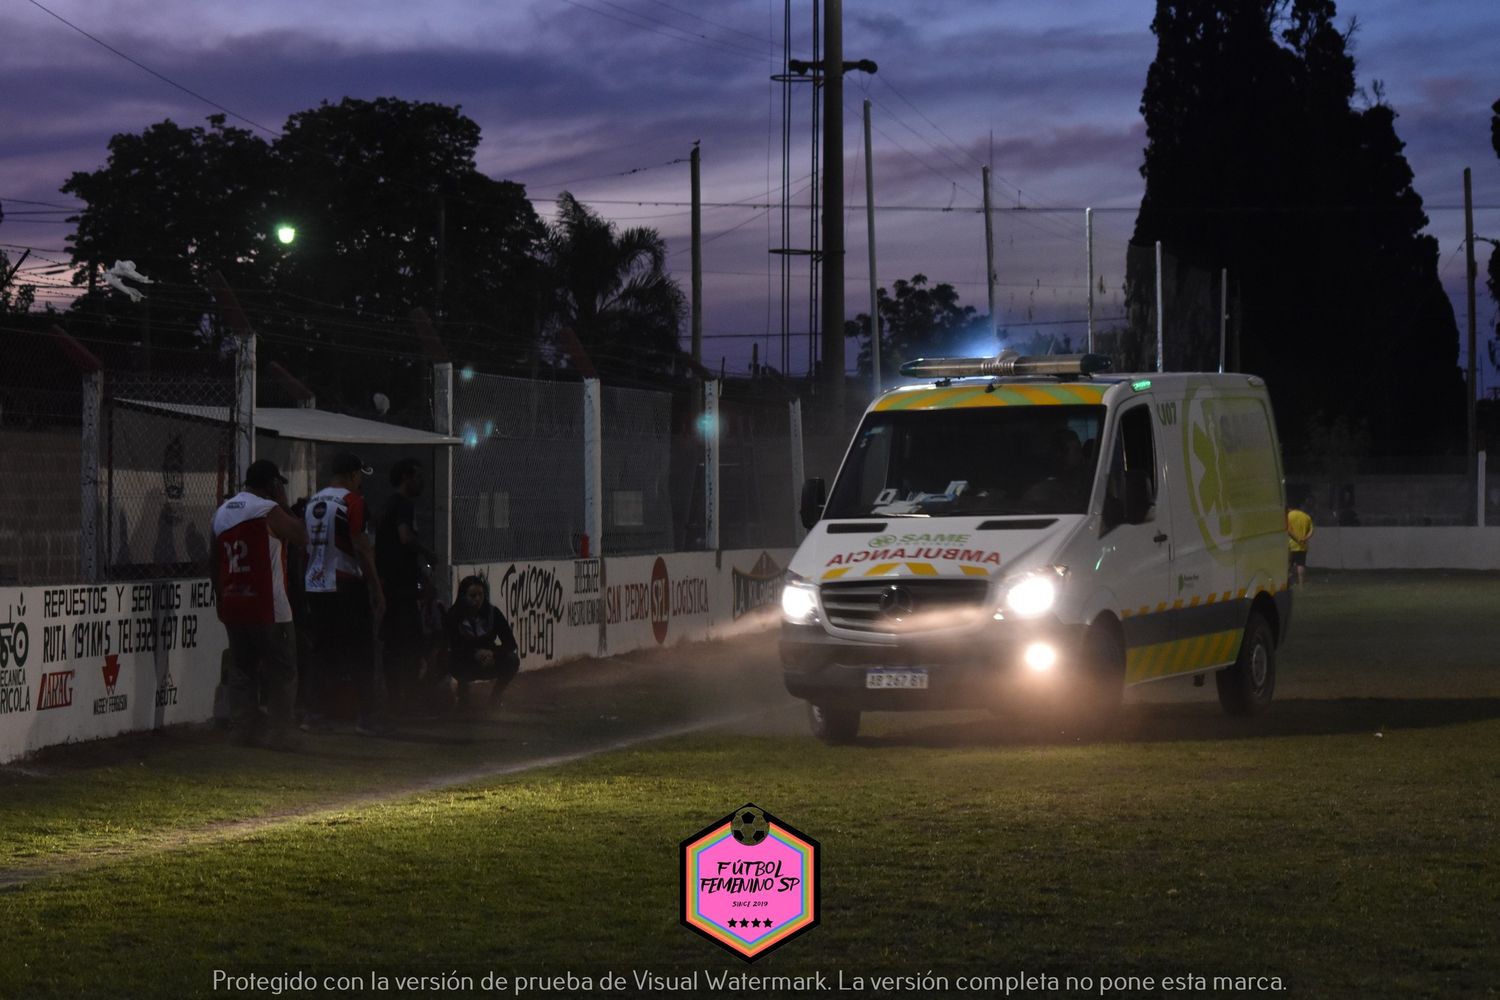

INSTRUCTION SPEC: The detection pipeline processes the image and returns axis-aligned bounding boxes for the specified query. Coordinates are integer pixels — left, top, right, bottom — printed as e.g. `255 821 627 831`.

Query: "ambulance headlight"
999 566 1068 618
781 576 820 624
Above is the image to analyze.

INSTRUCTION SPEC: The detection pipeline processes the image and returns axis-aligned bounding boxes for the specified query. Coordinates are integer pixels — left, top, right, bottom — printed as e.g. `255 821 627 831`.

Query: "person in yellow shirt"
1287 501 1314 586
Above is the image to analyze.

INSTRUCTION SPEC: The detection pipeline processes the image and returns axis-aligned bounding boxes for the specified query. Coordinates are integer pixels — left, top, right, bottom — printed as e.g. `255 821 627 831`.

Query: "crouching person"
444 575 520 712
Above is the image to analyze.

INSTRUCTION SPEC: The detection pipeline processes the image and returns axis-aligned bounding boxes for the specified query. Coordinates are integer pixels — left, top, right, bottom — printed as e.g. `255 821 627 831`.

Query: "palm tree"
544 192 686 380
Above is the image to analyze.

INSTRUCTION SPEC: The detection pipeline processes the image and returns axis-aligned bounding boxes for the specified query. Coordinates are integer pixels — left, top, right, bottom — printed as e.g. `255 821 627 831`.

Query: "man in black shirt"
377 457 436 713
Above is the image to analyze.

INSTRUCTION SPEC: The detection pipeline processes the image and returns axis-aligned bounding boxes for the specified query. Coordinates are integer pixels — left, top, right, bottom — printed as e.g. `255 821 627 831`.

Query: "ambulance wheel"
1060 625 1124 733
1080 625 1126 716
1217 612 1276 716
808 703 860 744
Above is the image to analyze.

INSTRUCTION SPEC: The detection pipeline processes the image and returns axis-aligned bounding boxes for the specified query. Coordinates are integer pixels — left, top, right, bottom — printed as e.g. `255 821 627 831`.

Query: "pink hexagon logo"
680 804 819 961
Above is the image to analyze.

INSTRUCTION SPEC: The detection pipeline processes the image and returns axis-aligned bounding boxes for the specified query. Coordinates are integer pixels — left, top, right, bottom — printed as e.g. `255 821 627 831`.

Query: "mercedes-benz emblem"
878 585 915 619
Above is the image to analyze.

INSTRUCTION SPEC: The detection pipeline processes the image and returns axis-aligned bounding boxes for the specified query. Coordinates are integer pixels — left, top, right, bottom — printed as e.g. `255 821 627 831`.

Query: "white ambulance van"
781 352 1291 742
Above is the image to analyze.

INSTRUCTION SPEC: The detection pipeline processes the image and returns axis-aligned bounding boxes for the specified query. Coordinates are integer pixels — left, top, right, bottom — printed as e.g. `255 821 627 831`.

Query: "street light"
276 225 297 245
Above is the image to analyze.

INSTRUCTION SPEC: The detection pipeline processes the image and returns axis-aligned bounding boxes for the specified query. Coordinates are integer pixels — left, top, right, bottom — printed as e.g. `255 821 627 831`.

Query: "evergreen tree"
1126 0 1462 455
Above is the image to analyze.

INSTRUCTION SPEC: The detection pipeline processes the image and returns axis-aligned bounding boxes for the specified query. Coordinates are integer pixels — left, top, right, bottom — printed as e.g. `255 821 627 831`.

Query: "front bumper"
780 618 1091 710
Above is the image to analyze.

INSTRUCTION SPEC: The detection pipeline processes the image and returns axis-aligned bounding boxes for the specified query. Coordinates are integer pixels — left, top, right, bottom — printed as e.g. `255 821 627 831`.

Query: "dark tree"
61 116 274 368
1126 0 1462 455
59 99 549 408
265 98 548 405
844 274 987 375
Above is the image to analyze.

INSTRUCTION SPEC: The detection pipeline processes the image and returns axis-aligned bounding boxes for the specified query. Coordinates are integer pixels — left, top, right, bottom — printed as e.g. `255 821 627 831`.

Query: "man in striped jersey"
303 452 388 735
211 459 308 748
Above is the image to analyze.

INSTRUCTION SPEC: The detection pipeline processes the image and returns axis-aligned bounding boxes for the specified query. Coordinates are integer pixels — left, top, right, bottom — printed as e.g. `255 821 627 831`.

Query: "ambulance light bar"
898 351 1112 380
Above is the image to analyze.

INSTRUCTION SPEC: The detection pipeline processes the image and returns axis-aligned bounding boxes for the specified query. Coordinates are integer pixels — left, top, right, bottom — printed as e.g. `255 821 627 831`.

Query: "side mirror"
1122 468 1154 524
799 478 827 530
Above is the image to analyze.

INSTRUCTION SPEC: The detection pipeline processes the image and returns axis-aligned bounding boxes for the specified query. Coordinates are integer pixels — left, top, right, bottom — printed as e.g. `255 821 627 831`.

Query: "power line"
640 0 770 47
0 196 83 210
555 0 768 63
25 0 282 139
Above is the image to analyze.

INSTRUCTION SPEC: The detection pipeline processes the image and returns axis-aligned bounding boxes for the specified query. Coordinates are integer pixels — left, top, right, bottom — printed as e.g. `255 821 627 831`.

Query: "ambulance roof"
871 370 1263 413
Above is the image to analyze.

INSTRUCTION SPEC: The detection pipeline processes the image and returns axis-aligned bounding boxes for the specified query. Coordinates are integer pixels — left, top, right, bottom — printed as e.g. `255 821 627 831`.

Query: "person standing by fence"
303 452 388 735
211 460 308 748
377 457 437 715
1287 500 1314 587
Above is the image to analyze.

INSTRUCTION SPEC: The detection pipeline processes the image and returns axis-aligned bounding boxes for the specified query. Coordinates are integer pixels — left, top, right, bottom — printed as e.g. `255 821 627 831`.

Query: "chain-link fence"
453 373 586 563
602 384 676 556
1284 454 1489 527
0 328 84 585
719 393 796 550
102 373 237 580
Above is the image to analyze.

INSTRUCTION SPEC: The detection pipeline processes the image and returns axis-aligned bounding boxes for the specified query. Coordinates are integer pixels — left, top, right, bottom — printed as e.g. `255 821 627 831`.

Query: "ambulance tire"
1071 625 1126 731
808 703 860 744
1217 612 1276 716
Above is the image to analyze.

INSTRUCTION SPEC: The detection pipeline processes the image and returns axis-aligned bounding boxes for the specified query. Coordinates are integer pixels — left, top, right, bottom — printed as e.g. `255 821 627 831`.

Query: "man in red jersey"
211 459 308 747
303 452 388 734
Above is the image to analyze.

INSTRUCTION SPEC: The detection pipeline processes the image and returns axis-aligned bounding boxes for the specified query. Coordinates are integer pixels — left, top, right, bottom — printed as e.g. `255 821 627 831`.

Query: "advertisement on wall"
480 558 605 667
0 579 226 764
6 551 787 763
455 548 791 669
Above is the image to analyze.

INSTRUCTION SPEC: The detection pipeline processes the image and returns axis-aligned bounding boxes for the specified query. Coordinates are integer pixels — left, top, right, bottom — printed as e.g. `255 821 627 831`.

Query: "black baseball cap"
330 451 375 476
244 459 289 490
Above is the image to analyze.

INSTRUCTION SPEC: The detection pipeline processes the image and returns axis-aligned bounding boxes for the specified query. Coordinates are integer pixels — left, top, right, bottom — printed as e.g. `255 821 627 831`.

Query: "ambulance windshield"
824 405 1106 518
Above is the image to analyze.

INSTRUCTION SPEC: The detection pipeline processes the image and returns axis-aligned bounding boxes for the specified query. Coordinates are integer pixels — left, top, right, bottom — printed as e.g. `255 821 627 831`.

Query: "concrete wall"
1307 527 1500 570
453 548 793 672
0 579 224 764
1 547 794 764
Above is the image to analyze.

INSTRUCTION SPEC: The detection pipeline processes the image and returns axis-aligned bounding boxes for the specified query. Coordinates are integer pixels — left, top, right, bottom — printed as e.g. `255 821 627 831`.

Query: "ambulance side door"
1096 401 1172 667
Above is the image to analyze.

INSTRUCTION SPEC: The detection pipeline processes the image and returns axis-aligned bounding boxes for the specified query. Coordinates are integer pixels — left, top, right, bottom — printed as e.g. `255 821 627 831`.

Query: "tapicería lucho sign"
680 804 819 961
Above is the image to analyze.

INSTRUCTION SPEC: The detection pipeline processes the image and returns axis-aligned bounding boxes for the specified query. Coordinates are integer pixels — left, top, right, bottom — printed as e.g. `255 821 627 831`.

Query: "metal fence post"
80 370 103 582
233 333 256 488
789 398 805 544
704 380 720 552
433 362 453 573
1480 450 1487 529
583 378 603 557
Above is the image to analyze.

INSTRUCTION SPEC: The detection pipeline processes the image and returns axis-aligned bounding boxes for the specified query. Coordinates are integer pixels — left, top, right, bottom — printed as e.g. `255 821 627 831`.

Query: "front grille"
821 578 993 634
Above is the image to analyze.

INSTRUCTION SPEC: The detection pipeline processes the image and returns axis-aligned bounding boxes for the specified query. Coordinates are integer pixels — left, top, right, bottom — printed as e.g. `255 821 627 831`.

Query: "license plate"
865 668 929 690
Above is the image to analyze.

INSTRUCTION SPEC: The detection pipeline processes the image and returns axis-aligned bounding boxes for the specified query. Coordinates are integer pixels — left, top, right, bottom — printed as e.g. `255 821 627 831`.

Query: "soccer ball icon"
731 806 769 846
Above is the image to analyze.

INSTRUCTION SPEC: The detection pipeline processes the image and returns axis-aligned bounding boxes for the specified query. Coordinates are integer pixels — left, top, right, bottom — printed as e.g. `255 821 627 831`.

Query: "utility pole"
1464 167 1478 516
820 0 845 414
691 142 703 368
1219 268 1228 373
435 195 446 320
1155 240 1164 372
787 1 874 411
1085 208 1094 353
864 99 880 395
983 166 997 345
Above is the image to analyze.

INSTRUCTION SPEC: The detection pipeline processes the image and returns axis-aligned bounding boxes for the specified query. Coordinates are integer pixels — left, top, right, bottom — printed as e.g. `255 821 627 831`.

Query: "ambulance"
781 352 1291 742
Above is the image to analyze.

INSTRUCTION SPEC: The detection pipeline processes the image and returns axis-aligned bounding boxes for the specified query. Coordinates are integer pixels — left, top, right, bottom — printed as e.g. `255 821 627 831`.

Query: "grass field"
1 571 1497 999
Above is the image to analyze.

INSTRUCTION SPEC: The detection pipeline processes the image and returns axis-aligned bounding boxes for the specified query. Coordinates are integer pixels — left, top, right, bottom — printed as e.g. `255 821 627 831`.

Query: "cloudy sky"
2 0 1497 383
